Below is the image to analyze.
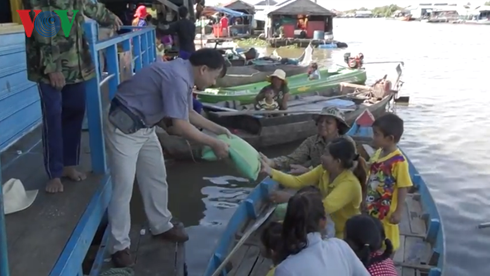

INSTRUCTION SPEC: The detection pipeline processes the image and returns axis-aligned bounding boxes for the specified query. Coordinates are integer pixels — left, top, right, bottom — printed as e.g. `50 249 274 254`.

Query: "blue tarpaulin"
202 6 252 17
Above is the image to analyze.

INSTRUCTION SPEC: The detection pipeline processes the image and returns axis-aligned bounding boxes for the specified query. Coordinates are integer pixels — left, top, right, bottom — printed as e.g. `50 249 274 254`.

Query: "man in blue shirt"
105 48 230 267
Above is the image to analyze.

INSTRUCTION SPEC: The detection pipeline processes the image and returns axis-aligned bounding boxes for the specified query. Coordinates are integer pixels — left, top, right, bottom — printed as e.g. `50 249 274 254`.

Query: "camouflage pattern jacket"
271 134 356 170
23 0 116 84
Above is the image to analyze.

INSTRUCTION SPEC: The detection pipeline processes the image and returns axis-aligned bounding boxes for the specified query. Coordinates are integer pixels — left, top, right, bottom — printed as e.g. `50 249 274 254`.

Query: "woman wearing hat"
255 69 290 110
260 106 356 176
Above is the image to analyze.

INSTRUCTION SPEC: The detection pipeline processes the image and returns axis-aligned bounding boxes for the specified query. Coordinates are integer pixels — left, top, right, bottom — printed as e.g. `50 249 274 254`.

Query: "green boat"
195 66 367 104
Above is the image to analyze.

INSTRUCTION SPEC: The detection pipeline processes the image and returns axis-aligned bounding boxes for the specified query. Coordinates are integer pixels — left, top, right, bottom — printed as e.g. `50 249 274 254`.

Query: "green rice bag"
201 134 260 181
272 203 288 221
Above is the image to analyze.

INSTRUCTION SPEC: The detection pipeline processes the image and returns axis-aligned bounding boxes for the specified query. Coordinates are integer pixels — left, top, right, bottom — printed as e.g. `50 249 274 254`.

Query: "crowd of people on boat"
256 106 412 275
22 0 412 274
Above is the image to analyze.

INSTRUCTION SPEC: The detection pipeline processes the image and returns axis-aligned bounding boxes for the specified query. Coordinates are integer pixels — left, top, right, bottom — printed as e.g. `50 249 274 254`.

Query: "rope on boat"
98 268 135 276
185 139 198 163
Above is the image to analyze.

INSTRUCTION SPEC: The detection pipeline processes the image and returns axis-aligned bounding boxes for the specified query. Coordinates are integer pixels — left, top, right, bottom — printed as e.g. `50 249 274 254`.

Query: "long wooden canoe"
202 109 445 276
215 64 310 88
157 91 392 161
196 66 367 104
215 47 313 88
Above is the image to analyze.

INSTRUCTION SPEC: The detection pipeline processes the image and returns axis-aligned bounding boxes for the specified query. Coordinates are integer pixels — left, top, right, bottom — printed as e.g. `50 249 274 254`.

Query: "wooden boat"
202 109 445 276
216 64 310 88
196 66 367 104
158 91 392 160
216 47 313 88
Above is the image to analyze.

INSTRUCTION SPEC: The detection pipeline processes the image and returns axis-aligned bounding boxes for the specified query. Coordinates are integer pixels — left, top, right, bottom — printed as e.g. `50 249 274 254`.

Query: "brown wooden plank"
3 131 102 276
250 256 273 276
406 196 426 235
393 235 405 264
233 246 261 276
399 200 412 236
132 227 186 276
402 267 416 276
228 246 252 276
403 236 432 266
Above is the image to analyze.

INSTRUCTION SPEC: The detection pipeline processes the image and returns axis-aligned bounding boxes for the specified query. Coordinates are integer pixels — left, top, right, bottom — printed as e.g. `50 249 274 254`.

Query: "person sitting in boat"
255 69 290 110
366 113 412 253
344 215 397 275
272 185 370 276
260 137 368 239
308 62 321 80
254 87 279 112
260 106 356 175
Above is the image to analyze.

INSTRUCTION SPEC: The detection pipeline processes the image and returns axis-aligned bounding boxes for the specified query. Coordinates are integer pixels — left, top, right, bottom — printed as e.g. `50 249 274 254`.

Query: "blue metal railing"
0 23 157 276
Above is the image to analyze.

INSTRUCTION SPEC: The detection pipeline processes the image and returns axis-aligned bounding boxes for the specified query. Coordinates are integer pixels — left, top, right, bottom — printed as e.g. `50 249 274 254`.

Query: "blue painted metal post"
0 159 9 276
84 22 108 174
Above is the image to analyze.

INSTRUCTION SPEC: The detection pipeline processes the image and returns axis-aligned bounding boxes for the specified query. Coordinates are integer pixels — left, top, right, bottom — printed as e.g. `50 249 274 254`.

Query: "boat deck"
2 128 101 276
225 194 435 276
2 128 185 276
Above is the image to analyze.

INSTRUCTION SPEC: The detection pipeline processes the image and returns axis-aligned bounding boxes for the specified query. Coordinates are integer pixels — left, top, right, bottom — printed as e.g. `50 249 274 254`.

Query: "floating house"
265 0 335 47
222 0 255 35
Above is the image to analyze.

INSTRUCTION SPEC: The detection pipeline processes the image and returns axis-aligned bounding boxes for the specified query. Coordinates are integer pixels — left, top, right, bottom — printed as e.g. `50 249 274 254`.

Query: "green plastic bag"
201 134 261 181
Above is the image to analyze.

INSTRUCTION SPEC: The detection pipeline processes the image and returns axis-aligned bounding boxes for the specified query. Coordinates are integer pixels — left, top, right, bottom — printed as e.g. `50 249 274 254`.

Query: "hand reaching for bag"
259 154 272 175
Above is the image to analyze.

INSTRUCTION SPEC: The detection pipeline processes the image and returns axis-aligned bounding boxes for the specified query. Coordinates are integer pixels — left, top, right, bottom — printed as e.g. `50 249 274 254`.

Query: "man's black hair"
178 6 188 18
189 48 227 77
372 113 404 143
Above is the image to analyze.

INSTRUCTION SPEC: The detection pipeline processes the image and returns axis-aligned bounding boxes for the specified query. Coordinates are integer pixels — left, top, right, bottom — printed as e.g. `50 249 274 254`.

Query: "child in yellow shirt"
366 113 413 252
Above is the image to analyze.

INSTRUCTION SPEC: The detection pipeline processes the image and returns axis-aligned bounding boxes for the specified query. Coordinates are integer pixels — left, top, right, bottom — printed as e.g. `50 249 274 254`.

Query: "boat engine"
344 53 364 69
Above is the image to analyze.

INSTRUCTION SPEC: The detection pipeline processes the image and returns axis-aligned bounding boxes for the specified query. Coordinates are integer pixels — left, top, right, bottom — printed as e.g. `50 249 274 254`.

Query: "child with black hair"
260 222 282 276
366 113 413 252
273 186 369 275
308 62 321 80
260 137 368 239
344 215 397 275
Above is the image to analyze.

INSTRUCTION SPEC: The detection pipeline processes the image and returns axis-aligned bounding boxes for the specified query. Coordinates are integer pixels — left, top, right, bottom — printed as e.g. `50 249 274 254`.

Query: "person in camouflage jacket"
22 0 122 193
261 106 356 175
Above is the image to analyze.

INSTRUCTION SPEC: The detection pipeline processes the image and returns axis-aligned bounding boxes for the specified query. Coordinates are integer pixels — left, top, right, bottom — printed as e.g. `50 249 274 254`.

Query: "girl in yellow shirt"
260 137 368 238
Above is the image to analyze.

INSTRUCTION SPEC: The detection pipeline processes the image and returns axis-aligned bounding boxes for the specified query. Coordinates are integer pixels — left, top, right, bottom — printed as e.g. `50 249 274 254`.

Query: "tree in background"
371 5 403 17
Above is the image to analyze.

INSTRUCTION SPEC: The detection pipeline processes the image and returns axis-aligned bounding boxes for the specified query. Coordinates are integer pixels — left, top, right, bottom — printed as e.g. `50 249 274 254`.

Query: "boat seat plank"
2 130 102 276
406 195 427 235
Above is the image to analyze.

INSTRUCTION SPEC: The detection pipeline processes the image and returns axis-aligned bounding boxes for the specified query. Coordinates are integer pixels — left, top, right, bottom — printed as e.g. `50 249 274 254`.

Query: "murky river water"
149 19 490 275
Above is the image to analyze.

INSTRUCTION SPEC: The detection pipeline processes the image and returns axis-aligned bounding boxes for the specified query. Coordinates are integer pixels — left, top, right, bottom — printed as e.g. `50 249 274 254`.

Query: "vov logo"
17 10 79 38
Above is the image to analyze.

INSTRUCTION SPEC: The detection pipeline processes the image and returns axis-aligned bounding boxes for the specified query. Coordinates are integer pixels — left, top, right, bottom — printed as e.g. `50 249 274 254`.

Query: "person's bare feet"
62 167 87 182
46 178 64 193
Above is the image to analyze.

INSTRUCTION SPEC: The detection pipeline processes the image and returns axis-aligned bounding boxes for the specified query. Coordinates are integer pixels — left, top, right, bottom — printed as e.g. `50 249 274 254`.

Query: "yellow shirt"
271 166 362 238
266 267 275 276
366 148 413 251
